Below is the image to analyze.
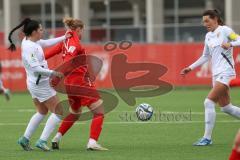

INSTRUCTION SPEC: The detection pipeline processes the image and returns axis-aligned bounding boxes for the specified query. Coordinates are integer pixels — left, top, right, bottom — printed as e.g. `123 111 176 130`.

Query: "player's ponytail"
8 18 40 52
8 18 31 51
203 9 224 26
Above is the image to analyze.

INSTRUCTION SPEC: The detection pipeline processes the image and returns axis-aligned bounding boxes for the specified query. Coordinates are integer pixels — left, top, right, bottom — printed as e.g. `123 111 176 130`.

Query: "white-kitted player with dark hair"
8 18 71 151
0 62 10 101
181 9 240 146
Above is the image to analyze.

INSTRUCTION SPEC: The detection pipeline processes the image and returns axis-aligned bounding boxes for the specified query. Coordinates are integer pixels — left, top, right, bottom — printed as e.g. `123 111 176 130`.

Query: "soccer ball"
136 103 153 121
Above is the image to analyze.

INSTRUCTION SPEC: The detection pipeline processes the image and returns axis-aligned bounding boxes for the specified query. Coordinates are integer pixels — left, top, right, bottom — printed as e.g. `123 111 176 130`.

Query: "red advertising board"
1 43 240 92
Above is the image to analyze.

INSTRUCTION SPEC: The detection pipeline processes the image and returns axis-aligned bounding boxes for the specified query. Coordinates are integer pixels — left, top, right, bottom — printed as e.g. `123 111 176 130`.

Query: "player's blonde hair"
63 17 84 30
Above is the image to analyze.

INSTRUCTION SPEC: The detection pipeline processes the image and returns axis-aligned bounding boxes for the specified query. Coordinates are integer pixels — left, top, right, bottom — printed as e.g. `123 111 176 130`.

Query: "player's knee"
38 110 48 115
89 99 104 113
52 104 64 116
204 98 215 108
218 98 230 108
71 114 80 121
69 107 82 115
75 115 80 121
93 113 104 119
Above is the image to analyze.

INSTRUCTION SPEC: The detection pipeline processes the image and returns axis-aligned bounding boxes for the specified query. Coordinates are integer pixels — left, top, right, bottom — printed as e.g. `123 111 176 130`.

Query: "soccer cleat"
17 136 33 151
4 89 10 101
51 141 59 150
87 142 108 151
35 139 50 151
193 137 213 146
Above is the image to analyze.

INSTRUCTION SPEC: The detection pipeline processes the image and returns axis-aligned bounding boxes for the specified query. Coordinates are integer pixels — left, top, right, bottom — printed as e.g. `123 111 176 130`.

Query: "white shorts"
27 80 56 103
212 74 236 87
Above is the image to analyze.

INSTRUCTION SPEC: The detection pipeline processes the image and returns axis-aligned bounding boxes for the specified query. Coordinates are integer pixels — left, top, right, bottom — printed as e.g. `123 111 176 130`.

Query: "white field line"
0 109 227 115
0 120 240 126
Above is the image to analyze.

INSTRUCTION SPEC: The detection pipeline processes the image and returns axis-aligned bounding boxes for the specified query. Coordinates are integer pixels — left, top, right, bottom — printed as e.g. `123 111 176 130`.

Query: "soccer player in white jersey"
181 9 240 146
8 18 71 151
0 62 10 101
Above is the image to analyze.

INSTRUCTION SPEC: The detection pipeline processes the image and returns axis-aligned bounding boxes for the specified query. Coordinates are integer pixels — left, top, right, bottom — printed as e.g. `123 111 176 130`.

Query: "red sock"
58 113 78 136
229 149 240 160
90 114 104 141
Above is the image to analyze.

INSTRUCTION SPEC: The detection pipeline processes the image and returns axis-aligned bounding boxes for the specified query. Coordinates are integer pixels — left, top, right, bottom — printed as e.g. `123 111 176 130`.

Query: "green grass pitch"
0 88 240 160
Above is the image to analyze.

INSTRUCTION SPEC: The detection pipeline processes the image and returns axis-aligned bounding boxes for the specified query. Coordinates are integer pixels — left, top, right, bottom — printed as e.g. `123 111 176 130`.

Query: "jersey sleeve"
37 36 66 48
188 38 210 70
223 26 240 46
45 42 63 60
32 65 53 77
24 47 41 68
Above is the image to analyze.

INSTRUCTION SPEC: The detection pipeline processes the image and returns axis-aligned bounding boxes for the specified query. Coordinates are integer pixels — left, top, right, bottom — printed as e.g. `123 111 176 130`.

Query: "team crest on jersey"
31 53 37 62
68 46 76 53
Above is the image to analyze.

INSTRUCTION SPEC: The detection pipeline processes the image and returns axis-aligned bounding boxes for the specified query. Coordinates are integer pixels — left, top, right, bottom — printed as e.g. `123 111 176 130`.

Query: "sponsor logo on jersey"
68 46 76 53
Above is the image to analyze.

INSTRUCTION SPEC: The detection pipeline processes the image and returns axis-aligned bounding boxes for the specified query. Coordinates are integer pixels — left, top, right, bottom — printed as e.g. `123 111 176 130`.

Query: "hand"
51 71 64 79
180 67 192 76
221 42 232 50
50 71 64 87
50 76 60 87
65 29 73 39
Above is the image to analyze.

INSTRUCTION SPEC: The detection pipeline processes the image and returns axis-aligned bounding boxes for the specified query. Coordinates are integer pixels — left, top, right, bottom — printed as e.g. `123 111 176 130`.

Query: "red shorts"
65 73 100 111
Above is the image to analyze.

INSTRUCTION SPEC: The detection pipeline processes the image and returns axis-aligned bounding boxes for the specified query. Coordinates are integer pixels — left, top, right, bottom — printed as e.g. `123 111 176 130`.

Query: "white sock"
221 104 240 119
0 80 3 90
203 98 216 140
0 80 6 92
40 113 61 141
52 132 62 142
24 112 46 140
88 138 97 145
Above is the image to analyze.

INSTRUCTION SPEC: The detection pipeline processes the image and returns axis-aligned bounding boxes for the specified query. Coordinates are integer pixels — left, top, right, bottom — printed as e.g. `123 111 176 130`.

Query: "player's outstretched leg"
35 96 63 151
51 113 79 150
18 112 46 151
36 113 61 151
87 100 108 151
193 98 215 146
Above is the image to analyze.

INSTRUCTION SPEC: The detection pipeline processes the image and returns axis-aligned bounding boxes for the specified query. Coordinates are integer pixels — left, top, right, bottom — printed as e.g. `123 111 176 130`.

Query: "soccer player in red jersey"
44 17 107 151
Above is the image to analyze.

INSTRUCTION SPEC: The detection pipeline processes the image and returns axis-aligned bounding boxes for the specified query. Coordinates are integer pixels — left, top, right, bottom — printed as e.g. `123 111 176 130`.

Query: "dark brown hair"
8 18 40 51
202 9 224 25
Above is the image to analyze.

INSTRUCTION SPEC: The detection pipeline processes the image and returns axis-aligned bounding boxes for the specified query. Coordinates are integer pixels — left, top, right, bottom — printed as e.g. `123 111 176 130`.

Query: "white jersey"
205 25 235 76
21 38 50 84
21 36 66 102
189 25 240 76
21 36 66 85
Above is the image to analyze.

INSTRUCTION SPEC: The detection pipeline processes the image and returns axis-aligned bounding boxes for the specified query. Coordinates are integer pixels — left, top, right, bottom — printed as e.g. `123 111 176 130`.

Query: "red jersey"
45 31 87 75
45 31 99 108
45 31 85 58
